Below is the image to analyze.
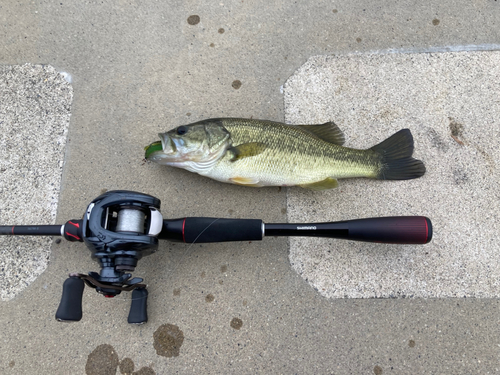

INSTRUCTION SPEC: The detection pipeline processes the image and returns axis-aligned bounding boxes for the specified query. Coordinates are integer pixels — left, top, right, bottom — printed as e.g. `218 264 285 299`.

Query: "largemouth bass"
144 118 425 190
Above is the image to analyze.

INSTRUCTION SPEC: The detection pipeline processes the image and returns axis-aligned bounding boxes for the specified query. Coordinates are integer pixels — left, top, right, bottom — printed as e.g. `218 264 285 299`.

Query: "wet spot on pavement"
232 80 242 89
449 117 465 145
230 317 243 330
119 358 134 374
133 367 156 375
187 15 200 25
427 128 449 152
153 324 184 357
453 169 468 185
86 344 119 375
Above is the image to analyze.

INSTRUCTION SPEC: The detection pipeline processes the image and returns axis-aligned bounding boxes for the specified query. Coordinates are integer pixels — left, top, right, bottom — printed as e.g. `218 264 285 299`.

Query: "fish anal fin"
228 142 267 161
299 177 339 191
297 122 345 145
229 176 262 187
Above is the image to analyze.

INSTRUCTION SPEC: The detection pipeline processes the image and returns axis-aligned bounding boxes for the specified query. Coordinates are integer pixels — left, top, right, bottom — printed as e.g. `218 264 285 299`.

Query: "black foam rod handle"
347 216 432 244
55 277 84 322
128 288 148 324
183 218 263 243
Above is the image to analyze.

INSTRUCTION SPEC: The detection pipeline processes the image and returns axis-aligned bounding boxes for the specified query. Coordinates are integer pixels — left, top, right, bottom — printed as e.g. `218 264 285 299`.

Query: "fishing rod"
0 190 432 325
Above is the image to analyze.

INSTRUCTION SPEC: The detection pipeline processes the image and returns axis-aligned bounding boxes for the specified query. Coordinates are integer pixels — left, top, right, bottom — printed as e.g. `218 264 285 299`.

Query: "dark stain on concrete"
449 117 465 145
332 9 338 13
218 28 225 34
209 43 215 47
133 367 156 375
409 339 416 348
187 15 200 25
220 265 228 273
86 344 119 375
427 128 449 152
449 117 464 137
453 169 469 185
432 18 440 25
205 293 215 302
232 80 242 89
119 357 134 374
153 324 184 357
230 317 243 330
9 360 15 368
219 280 224 285
173 288 181 296
356 37 362 43
374 365 383 375
201 271 206 278
281 207 287 215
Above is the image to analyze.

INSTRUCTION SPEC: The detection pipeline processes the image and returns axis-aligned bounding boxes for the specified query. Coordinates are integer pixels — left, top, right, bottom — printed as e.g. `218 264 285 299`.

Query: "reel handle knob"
128 287 148 324
55 276 84 322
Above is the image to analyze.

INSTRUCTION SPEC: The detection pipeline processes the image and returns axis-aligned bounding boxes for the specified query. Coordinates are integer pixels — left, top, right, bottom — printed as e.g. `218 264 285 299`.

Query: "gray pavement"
1 1 500 374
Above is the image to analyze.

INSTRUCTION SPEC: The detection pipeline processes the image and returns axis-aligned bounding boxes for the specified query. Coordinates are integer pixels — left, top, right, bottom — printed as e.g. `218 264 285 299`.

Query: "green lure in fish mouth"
144 141 163 159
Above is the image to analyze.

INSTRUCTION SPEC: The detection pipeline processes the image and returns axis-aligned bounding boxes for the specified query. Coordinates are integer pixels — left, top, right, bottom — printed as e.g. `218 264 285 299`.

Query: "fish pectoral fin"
297 122 345 145
299 177 339 191
228 142 267 161
229 176 262 187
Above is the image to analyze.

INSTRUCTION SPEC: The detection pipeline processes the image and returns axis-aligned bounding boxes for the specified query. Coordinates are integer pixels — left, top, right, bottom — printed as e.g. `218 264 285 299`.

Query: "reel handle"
55 276 84 322
128 288 148 324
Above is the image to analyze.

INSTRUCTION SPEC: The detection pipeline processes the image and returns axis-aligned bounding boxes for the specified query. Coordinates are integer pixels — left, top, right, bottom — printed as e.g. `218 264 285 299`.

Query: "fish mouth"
144 133 179 161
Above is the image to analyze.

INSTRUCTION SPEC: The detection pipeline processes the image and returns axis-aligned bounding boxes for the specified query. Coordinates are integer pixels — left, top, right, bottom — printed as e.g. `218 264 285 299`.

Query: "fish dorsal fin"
299 177 339 191
297 122 345 145
228 142 267 161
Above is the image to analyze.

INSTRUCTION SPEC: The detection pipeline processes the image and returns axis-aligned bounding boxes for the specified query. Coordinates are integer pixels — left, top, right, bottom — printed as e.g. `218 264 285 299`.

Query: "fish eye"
176 126 188 135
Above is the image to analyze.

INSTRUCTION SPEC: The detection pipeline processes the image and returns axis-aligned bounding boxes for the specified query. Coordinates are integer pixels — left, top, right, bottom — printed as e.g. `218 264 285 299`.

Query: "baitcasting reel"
0 190 432 325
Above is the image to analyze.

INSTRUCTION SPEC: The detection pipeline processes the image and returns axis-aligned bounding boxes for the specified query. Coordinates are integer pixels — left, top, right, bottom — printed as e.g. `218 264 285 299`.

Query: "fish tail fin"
370 129 426 180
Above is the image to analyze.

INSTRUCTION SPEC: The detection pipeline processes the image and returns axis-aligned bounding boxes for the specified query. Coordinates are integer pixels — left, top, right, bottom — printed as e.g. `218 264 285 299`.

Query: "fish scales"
219 119 380 185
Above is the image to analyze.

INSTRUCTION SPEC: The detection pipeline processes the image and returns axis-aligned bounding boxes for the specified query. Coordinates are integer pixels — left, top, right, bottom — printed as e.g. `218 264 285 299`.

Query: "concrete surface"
1 1 500 374
284 51 500 298
0 64 72 300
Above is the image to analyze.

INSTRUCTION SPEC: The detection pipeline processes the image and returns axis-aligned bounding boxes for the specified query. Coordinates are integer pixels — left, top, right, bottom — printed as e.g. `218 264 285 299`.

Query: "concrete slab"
0 64 72 301
1 0 500 374
284 51 500 298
